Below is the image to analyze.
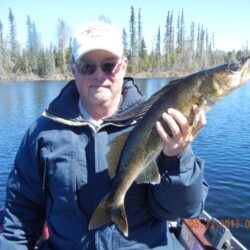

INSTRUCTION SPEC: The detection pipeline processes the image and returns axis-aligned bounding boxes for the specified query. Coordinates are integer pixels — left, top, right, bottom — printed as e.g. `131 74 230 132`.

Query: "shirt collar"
78 98 103 127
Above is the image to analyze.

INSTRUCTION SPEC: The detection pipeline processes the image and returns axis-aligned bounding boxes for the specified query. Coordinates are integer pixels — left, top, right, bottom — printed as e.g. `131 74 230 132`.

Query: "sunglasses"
76 58 122 76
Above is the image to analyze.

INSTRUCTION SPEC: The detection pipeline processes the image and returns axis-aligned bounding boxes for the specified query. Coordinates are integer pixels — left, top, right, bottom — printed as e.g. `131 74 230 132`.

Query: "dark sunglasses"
76 58 122 76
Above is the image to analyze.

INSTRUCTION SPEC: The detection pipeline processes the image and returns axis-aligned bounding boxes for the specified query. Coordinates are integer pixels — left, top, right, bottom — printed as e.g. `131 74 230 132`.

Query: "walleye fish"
89 56 250 236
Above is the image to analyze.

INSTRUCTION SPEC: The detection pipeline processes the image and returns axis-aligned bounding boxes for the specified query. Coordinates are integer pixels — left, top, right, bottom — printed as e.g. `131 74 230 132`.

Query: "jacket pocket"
41 143 79 212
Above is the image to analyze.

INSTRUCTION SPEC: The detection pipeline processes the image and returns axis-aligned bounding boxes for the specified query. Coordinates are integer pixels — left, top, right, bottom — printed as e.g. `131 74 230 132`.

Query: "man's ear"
70 63 76 75
122 57 128 71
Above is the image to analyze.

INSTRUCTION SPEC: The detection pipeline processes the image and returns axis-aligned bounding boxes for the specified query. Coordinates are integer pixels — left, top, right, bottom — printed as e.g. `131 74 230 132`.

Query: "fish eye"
228 62 240 72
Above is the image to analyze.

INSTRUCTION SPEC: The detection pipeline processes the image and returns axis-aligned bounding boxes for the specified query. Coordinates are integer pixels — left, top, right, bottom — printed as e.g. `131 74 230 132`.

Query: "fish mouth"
204 95 225 111
235 56 250 85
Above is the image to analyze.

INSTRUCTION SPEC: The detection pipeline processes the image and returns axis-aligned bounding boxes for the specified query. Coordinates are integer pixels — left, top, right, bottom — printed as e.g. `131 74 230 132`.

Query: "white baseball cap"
72 21 123 61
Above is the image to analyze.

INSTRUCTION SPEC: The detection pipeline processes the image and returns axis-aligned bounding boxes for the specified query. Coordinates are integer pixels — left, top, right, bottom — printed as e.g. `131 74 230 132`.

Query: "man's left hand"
156 105 206 157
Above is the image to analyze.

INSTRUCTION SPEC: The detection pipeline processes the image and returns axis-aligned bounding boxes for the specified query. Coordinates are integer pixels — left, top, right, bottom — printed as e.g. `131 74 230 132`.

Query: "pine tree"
129 6 136 54
26 16 39 74
8 8 19 71
137 7 147 72
137 8 142 47
138 38 149 72
47 42 56 77
128 5 137 72
122 28 129 56
185 21 195 71
176 9 185 70
154 25 161 72
26 15 33 53
0 20 4 76
56 19 70 73
163 11 175 71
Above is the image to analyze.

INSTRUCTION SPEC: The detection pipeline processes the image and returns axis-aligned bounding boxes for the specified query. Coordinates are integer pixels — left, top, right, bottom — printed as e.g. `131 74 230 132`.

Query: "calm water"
0 79 250 248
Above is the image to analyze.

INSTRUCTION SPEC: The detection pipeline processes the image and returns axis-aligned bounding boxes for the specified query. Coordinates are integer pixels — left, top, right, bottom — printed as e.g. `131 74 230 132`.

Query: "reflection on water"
0 80 68 202
0 79 249 248
135 77 171 98
191 80 250 247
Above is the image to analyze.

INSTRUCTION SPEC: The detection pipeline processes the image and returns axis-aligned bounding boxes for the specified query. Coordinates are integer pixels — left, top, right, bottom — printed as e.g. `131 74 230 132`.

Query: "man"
0 21 208 249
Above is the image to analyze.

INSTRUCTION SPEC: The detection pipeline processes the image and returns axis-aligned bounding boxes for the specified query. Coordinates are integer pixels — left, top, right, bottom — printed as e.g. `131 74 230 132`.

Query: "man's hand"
156 105 206 157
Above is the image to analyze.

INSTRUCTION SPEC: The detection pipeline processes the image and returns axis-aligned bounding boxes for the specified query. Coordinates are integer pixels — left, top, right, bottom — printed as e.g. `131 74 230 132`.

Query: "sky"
0 0 250 52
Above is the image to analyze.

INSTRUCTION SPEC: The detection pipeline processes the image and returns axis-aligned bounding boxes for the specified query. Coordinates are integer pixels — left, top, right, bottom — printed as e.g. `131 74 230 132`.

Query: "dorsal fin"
104 78 182 123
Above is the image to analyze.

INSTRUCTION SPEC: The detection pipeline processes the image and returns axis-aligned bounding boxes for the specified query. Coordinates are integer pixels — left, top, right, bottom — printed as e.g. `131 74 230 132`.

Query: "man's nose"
92 65 107 80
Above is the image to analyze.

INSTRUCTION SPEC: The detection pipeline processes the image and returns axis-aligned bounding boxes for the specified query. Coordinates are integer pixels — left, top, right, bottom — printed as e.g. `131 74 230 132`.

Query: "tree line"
0 6 249 80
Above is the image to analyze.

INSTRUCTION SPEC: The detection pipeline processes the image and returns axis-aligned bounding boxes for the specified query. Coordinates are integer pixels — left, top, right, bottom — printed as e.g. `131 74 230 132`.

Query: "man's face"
71 50 128 113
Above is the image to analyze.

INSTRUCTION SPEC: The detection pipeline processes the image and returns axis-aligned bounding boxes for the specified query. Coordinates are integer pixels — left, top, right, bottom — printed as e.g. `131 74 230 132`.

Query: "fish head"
199 56 250 111
215 56 250 89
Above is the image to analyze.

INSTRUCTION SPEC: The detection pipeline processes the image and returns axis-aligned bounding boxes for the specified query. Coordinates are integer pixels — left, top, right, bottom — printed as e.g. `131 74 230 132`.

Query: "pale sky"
1 0 249 52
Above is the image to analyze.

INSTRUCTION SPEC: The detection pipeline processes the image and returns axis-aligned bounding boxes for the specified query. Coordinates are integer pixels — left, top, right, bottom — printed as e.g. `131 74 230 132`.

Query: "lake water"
0 78 250 248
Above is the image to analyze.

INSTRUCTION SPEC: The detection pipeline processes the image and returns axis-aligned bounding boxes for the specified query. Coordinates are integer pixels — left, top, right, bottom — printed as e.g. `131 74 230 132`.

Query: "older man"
0 21 208 249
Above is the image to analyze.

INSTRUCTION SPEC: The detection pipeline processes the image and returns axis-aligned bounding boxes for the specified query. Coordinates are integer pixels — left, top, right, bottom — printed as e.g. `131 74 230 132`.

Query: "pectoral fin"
135 160 161 184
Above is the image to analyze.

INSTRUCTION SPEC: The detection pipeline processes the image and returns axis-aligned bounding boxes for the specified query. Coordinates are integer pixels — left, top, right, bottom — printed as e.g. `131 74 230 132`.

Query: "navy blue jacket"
0 78 208 249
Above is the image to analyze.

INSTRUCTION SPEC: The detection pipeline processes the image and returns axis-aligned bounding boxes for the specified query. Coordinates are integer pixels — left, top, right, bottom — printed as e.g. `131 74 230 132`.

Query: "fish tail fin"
111 203 128 237
88 195 128 237
88 195 111 231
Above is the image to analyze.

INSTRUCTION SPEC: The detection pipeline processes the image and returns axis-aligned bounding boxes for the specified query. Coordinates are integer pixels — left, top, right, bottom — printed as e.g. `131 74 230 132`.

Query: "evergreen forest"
0 6 249 80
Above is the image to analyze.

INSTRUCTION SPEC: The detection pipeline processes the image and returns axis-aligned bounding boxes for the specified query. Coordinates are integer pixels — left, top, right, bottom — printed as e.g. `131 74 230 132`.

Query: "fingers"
156 109 188 157
167 108 190 138
156 119 179 157
156 106 206 157
156 120 171 144
192 105 206 136
159 107 205 139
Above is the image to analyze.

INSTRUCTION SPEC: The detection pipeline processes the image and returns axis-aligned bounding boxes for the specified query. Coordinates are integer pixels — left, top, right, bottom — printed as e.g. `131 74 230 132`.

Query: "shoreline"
0 71 188 81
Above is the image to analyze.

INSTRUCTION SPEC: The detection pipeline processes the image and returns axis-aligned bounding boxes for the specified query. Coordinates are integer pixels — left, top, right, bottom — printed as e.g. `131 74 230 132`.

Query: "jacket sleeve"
148 145 208 221
0 127 46 249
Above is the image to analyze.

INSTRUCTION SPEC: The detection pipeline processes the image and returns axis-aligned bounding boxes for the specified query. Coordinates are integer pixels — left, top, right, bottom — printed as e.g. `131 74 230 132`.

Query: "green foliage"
65 37 73 65
0 7 249 79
